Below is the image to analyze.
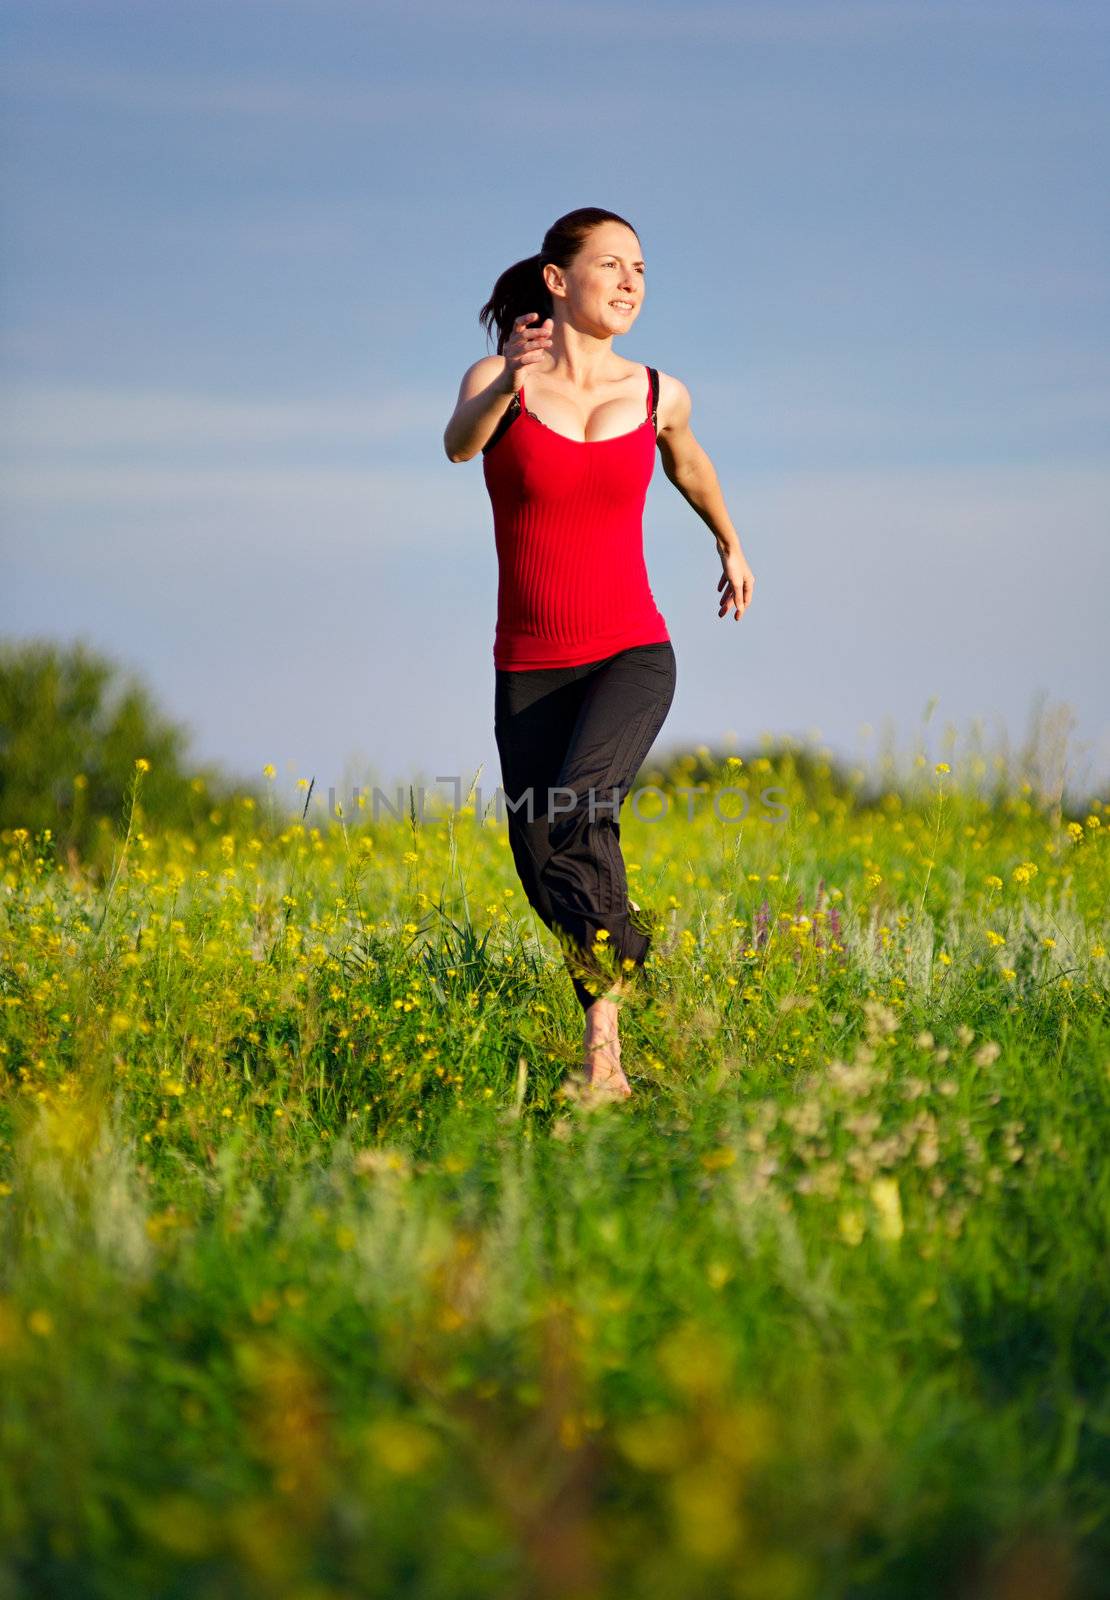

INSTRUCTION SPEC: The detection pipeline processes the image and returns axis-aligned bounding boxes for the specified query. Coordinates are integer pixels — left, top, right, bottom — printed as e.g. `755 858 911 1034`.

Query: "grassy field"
1 738 1108 1599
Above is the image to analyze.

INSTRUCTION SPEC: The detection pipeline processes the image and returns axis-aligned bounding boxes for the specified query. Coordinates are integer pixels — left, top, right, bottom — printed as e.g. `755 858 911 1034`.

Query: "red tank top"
482 363 671 670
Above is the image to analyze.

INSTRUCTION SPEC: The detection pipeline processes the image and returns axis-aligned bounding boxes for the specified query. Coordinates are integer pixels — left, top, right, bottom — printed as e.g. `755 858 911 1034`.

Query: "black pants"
494 640 677 1013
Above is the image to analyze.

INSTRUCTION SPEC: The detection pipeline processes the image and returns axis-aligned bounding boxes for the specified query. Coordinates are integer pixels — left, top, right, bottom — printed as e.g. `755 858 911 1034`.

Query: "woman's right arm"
442 356 514 463
443 314 553 462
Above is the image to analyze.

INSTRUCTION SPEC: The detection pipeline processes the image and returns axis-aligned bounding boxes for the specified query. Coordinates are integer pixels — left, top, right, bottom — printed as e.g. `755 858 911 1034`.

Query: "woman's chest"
483 427 655 512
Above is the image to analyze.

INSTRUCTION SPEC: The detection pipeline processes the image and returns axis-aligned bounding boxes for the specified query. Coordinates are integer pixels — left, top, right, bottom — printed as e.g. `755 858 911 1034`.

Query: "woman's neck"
541 321 624 390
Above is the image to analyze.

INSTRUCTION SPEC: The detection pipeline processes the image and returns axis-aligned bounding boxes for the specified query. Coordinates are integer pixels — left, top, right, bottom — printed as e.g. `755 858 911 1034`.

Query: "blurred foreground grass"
1 739 1108 1599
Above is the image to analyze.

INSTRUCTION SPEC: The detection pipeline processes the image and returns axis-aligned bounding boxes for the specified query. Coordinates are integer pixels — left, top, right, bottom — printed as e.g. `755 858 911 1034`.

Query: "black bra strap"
482 392 522 456
649 367 659 432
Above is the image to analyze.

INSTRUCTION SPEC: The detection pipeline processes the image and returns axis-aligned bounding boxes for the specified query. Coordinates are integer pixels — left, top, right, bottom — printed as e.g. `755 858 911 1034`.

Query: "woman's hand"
501 312 554 393
717 546 755 620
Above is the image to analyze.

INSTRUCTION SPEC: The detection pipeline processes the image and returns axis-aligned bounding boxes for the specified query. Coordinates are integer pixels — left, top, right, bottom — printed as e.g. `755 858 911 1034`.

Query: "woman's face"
546 223 645 337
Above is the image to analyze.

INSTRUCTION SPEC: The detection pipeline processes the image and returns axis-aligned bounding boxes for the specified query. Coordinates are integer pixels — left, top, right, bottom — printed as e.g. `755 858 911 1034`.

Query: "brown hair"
478 206 639 355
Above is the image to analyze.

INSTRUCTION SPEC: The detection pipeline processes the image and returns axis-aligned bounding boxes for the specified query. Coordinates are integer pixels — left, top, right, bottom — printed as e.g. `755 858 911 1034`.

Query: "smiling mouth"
610 301 636 311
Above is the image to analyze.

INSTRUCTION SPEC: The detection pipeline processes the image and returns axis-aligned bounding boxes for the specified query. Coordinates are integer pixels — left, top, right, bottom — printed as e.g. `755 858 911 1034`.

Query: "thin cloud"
1 383 447 454
686 373 1110 453
160 0 1087 43
0 461 477 552
1 58 657 126
3 57 1098 153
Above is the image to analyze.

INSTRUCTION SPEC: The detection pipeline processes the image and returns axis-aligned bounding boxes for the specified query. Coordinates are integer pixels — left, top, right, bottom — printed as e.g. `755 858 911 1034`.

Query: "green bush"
0 636 238 859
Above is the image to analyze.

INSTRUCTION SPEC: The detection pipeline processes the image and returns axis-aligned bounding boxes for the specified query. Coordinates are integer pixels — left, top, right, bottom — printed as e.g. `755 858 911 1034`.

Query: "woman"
443 207 755 1104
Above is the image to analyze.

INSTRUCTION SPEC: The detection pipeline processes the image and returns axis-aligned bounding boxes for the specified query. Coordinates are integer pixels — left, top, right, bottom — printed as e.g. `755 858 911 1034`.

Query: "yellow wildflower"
870 1178 904 1242
838 1208 865 1247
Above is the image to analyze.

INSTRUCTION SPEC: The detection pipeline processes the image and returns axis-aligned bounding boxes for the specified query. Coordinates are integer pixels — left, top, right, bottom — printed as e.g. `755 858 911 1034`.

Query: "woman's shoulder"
457 353 508 401
649 368 692 432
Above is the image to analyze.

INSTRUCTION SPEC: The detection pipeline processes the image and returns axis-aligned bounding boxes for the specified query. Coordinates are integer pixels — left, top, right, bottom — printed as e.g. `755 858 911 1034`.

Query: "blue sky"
2 0 1108 807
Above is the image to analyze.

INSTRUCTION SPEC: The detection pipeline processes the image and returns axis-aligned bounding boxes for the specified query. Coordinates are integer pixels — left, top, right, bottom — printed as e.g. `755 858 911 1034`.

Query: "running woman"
443 207 755 1104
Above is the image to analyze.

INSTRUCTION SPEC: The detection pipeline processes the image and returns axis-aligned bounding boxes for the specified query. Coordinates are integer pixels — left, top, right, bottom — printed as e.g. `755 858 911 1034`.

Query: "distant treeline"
1 638 1096 868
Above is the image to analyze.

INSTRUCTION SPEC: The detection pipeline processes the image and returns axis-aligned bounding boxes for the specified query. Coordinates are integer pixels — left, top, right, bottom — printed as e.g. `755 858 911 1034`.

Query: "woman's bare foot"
581 996 632 1098
560 1053 630 1109
556 986 635 1108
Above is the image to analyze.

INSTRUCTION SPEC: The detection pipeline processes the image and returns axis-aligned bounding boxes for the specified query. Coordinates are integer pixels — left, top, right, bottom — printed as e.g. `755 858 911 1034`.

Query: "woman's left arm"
656 372 755 622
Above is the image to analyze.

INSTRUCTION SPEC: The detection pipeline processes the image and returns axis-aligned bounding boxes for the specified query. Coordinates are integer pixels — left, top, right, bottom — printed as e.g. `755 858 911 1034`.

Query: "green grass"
1 744 1108 1599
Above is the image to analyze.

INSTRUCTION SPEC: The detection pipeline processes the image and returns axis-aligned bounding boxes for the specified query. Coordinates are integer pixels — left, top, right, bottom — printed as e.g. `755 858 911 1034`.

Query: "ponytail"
478 207 639 356
478 254 551 356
